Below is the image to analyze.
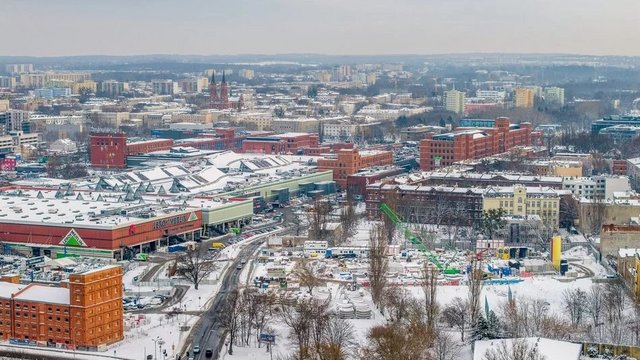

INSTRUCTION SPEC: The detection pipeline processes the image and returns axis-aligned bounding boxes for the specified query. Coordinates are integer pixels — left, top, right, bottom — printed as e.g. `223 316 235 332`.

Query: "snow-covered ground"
108 313 197 359
110 227 286 359
220 239 609 360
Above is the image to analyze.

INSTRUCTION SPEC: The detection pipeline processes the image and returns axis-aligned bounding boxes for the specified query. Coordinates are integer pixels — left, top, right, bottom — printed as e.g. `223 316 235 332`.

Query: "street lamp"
152 336 161 359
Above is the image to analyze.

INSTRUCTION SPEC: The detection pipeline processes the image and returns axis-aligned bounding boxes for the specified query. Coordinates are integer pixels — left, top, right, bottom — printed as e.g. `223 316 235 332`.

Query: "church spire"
221 70 226 83
210 71 216 84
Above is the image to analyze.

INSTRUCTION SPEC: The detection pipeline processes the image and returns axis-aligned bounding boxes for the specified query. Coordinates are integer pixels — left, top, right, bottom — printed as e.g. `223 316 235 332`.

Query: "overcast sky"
3 0 639 57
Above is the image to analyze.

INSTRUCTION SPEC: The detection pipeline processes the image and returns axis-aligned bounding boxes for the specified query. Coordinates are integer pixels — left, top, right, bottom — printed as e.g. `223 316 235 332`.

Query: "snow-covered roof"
473 338 581 360
15 285 70 305
0 282 25 299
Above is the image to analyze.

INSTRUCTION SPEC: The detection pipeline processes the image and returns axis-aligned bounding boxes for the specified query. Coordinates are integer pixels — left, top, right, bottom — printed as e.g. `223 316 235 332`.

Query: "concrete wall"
600 226 640 256
221 170 334 201
202 200 253 226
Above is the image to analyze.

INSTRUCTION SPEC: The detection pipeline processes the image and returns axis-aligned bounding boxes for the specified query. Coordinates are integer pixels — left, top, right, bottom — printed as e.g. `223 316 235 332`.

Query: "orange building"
317 148 393 188
0 266 123 350
419 117 538 171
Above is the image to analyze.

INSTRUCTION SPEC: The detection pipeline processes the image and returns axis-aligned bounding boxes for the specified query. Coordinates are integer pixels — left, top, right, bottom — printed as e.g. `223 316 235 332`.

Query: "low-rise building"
601 224 640 257
317 148 393 189
563 175 630 200
273 118 319 134
242 133 319 155
483 184 562 230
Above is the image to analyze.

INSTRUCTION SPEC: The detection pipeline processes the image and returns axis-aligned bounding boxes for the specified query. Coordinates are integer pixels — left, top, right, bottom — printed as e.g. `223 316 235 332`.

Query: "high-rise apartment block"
239 69 255 80
444 90 465 114
99 80 129 97
515 88 535 108
152 80 174 95
543 87 565 106
5 64 34 74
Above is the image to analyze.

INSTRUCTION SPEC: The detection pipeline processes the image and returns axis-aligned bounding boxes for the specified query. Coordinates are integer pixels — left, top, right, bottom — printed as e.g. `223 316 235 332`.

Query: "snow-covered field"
220 239 609 360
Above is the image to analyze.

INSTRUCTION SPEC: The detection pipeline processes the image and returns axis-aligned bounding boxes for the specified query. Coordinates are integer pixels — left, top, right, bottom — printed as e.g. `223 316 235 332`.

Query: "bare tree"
383 289 415 324
422 263 439 334
431 332 461 360
339 200 359 242
308 199 334 242
280 298 331 359
285 209 305 237
499 299 521 338
628 305 640 346
381 188 400 244
362 321 431 360
525 298 550 337
175 245 217 290
442 201 467 248
368 225 388 310
587 194 606 235
562 288 587 327
295 260 323 295
483 338 546 360
280 300 315 359
468 260 484 327
603 280 627 344
584 284 605 341
222 288 242 355
318 316 358 360
441 297 469 342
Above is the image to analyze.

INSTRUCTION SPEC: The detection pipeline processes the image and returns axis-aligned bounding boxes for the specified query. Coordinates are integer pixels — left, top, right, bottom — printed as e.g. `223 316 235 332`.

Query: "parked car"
193 344 200 354
205 349 213 358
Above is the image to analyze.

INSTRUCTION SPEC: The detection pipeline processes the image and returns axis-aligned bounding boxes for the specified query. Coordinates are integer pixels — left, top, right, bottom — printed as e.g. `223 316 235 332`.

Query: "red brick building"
346 166 406 199
90 132 127 169
242 133 319 154
0 266 123 350
609 159 628 175
90 129 243 168
317 148 394 189
419 117 537 171
303 143 354 156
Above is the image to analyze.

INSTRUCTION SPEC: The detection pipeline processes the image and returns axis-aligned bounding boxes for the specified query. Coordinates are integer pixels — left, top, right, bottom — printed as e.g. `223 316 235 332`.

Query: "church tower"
220 71 229 109
209 71 218 109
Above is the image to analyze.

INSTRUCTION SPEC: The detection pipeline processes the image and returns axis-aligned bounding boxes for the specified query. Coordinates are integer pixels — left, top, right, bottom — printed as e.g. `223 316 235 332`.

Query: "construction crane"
379 203 459 274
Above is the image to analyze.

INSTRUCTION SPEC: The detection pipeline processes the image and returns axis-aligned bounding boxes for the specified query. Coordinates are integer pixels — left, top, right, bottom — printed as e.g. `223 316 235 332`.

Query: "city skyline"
3 0 640 57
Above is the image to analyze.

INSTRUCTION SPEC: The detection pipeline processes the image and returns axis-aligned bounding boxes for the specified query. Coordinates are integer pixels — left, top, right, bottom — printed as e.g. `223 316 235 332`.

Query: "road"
181 239 264 360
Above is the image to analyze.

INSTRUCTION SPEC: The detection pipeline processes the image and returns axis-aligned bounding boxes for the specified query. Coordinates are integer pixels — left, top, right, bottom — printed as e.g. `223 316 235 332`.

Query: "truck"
167 244 186 253
210 242 226 250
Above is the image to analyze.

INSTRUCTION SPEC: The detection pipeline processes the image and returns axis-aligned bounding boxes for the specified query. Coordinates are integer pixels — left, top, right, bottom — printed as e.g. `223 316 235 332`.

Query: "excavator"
379 203 460 275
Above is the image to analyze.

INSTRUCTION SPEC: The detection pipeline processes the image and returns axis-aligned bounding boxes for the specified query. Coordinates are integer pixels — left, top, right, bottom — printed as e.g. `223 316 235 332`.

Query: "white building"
543 87 565 106
476 90 506 103
303 241 328 257
562 175 631 200
323 121 357 140
49 138 78 154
